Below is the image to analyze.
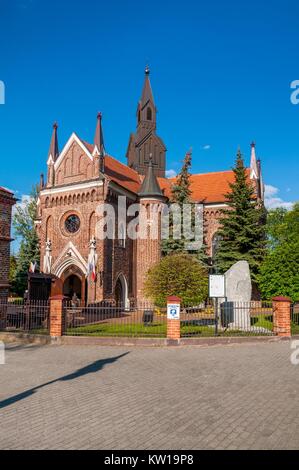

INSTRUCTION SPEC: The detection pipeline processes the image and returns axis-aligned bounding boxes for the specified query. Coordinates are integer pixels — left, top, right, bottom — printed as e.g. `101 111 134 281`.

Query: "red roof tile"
80 139 252 203
104 155 141 194
158 170 252 204
81 140 141 194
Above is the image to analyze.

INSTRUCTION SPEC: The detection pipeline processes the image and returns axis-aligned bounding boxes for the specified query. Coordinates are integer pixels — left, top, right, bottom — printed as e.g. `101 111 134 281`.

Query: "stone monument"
223 260 252 329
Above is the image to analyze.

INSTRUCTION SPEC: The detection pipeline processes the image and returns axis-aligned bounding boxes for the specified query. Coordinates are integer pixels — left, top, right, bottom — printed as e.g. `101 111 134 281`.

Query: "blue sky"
0 0 298 215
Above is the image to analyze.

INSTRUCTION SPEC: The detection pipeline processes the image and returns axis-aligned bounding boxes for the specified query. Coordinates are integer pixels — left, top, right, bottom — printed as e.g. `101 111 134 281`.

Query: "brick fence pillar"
49 295 66 337
272 296 292 337
167 296 181 342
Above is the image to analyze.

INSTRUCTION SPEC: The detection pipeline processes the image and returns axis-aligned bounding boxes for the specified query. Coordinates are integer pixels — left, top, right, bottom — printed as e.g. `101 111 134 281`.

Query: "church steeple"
137 66 156 129
126 67 166 178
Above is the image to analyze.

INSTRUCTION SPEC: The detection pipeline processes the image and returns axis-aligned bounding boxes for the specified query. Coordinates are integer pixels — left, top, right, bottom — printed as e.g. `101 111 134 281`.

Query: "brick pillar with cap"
49 295 66 337
272 296 292 337
167 296 181 342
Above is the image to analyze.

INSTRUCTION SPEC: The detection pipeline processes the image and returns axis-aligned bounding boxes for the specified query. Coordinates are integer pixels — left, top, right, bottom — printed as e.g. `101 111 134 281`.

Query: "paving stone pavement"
0 341 299 450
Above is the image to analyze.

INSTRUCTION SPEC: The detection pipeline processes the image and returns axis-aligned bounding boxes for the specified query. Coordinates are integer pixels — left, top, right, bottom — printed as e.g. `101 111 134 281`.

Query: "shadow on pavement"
0 352 130 409
4 343 47 352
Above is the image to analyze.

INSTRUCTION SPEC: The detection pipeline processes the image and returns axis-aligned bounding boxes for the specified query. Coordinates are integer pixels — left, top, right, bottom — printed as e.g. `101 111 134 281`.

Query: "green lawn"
67 322 168 337
65 316 274 338
251 314 273 331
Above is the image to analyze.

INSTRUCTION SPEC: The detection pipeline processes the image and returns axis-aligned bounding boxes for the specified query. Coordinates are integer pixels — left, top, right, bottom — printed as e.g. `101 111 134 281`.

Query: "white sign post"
209 275 225 298
167 303 181 320
209 274 225 336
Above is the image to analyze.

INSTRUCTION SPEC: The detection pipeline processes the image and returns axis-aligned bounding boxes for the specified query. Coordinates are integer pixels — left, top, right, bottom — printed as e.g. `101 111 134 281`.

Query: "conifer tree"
162 150 207 261
162 151 191 254
215 149 266 282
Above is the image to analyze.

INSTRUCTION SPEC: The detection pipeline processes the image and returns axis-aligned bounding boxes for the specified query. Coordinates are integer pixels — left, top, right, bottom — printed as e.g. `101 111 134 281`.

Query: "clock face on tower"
65 214 80 234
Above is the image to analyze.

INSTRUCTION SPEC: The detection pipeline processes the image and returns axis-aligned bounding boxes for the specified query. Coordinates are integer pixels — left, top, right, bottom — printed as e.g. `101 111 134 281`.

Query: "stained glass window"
65 214 80 234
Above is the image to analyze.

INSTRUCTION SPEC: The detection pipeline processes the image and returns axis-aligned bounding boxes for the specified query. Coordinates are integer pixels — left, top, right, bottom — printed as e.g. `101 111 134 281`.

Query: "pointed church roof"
140 66 155 108
94 112 105 155
48 122 59 162
138 156 164 198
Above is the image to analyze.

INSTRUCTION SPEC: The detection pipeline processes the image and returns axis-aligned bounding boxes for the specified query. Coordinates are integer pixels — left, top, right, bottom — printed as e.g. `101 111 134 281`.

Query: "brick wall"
39 141 136 303
0 189 15 300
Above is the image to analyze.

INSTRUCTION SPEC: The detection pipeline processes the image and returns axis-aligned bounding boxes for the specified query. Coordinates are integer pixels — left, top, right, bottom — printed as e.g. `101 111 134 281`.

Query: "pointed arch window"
147 107 152 121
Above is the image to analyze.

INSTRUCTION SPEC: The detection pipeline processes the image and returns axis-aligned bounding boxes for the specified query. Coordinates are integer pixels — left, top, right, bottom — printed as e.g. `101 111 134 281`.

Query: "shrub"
144 253 208 306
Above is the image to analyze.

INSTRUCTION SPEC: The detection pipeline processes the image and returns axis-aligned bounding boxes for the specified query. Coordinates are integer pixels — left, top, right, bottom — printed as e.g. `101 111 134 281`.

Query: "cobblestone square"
0 341 299 450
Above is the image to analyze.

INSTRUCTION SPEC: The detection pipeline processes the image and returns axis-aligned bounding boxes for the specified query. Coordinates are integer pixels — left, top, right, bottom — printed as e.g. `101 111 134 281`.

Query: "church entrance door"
115 278 123 305
63 274 82 300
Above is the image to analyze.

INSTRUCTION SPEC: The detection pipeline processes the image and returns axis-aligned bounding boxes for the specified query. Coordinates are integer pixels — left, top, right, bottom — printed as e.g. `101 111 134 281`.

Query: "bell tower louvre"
126 66 166 178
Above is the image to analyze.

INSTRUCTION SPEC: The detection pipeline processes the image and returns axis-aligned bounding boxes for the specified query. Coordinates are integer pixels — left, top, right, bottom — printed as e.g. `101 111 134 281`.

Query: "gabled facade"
37 69 264 305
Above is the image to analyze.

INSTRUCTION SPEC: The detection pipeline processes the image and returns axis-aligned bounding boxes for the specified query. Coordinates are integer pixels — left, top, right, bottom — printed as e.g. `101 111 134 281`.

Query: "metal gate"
291 302 299 335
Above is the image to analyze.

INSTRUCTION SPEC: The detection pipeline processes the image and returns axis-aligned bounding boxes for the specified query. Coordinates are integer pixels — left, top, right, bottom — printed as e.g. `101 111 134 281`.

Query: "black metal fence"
181 301 274 337
291 302 299 335
64 300 167 337
0 299 49 334
0 297 284 338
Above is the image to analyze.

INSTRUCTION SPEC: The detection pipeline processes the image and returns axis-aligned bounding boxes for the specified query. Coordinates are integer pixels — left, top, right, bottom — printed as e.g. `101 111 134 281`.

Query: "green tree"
162 151 208 263
215 149 267 282
162 151 192 254
9 254 17 295
13 186 40 296
259 203 299 300
265 207 288 249
144 253 209 306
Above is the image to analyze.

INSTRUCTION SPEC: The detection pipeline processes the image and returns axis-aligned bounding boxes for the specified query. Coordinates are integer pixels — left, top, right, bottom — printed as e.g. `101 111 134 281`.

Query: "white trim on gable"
92 146 100 157
47 154 54 166
54 133 93 171
51 241 88 278
250 168 258 180
40 180 103 196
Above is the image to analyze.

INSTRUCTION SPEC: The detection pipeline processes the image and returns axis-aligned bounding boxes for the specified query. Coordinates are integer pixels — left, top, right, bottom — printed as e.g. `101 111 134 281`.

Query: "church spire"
138 155 163 198
94 112 105 173
250 141 258 178
139 65 155 111
48 122 59 162
94 112 105 156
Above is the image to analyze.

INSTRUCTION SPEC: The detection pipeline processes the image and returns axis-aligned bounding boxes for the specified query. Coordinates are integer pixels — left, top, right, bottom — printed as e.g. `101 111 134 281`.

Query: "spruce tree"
162 150 208 263
215 149 266 282
162 151 192 254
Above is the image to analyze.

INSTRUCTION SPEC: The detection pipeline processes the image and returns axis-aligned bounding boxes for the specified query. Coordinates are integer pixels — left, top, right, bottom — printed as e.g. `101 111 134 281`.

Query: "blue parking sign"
167 303 180 319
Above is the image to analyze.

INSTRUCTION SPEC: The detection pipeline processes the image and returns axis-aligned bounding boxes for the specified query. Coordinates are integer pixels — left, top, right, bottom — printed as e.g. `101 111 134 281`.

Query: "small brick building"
0 187 16 300
36 69 264 305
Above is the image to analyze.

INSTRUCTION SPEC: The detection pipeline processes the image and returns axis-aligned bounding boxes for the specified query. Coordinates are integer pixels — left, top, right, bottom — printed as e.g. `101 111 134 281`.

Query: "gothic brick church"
36 68 264 305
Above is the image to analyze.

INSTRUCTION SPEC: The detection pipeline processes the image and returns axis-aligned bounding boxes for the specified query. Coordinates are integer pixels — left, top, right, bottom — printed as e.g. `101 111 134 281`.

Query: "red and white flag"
91 262 97 282
87 252 97 282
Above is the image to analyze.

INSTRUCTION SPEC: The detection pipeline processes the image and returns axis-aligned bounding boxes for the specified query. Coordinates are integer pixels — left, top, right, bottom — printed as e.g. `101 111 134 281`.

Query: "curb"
1 331 297 347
